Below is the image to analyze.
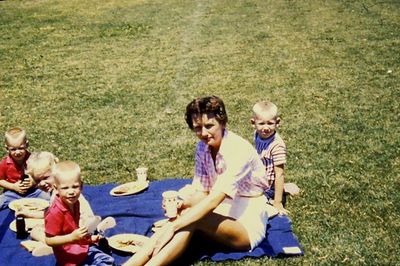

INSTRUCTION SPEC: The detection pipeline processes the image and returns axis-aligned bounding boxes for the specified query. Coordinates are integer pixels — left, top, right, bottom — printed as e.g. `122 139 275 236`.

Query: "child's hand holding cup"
162 190 179 219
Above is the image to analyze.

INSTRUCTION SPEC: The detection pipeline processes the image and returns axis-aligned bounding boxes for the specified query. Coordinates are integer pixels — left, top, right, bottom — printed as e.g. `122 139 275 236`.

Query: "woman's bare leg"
146 214 249 266
124 213 250 266
146 229 193 266
122 236 156 266
196 213 250 250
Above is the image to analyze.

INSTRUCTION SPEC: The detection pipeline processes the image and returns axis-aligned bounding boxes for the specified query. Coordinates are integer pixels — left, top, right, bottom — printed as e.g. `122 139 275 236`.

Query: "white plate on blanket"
108 233 150 253
110 181 149 196
9 218 44 232
8 198 49 212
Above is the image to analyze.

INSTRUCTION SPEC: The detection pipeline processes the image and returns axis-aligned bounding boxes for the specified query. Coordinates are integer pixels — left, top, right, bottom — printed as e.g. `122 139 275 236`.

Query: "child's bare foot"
32 244 53 257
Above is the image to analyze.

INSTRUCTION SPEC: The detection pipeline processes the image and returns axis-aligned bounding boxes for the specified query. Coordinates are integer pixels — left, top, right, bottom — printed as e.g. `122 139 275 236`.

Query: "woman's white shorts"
213 195 268 250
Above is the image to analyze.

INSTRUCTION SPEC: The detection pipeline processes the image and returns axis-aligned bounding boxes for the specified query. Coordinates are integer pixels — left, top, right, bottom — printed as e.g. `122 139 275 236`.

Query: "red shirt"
45 196 89 266
0 153 30 183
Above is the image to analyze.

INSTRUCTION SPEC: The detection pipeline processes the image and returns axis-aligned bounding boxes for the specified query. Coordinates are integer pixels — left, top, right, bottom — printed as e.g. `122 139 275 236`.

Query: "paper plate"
9 218 44 232
108 233 150 253
110 181 149 196
8 198 49 212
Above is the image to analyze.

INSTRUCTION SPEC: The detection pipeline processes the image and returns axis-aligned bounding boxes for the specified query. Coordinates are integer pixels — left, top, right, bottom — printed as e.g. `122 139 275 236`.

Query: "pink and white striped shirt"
192 130 269 198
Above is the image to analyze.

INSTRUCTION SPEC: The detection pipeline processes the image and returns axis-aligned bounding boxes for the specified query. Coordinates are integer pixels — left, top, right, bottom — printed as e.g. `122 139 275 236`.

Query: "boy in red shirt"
44 161 114 266
0 127 49 209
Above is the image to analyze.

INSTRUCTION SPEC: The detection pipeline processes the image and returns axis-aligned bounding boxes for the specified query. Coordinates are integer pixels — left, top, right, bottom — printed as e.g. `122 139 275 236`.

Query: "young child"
44 161 114 265
251 101 299 215
19 151 96 224
18 152 102 257
0 127 49 210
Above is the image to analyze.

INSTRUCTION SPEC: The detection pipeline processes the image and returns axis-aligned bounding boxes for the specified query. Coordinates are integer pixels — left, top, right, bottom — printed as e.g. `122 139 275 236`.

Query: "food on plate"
112 186 129 194
108 234 149 253
110 181 149 196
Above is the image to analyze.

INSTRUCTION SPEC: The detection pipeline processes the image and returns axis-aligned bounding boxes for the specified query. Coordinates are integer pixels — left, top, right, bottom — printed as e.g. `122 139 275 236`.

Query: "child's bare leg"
30 225 46 243
29 225 53 256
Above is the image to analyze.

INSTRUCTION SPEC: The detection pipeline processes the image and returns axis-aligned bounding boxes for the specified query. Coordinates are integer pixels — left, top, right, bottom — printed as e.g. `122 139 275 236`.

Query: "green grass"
1 0 399 265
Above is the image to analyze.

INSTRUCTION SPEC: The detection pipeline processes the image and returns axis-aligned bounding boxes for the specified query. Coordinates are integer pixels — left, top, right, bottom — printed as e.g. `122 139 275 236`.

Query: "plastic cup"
136 167 148 183
162 190 178 218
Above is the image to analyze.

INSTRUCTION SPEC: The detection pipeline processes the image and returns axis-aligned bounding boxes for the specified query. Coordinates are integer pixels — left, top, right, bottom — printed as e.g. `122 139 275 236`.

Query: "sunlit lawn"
1 0 399 265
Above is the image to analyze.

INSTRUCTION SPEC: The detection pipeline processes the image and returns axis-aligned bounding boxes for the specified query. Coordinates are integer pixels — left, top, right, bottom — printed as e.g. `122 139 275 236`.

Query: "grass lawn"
1 0 399 265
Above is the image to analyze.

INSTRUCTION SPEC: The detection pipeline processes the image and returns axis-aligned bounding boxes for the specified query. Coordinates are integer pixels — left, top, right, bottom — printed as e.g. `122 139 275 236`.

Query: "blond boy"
251 101 289 215
0 127 49 209
44 161 114 266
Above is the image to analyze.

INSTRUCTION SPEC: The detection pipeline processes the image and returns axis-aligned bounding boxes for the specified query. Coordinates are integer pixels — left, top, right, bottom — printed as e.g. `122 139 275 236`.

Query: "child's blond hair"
52 161 82 185
252 101 279 119
26 151 59 181
4 127 28 146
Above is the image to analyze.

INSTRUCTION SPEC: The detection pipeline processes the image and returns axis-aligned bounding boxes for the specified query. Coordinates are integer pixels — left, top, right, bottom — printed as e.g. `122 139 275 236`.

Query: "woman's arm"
173 190 225 232
179 186 208 209
151 190 226 256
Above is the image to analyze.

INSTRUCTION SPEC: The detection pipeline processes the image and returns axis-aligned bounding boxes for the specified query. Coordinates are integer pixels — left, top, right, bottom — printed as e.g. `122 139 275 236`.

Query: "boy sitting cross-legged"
44 161 114 266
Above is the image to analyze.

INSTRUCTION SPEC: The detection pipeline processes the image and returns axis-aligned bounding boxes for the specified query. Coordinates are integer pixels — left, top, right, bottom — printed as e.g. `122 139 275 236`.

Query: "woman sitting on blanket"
123 95 271 266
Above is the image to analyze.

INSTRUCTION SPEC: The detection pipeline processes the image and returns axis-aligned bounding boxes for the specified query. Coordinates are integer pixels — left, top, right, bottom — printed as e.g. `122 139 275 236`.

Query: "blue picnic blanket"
0 178 303 265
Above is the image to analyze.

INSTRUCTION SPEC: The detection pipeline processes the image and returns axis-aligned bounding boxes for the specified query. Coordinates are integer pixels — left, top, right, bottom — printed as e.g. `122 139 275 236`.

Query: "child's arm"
45 226 89 247
273 164 289 215
0 179 29 194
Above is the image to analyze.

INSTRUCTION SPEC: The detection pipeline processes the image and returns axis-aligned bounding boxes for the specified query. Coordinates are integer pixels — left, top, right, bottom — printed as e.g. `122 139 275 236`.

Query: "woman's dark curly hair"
185 96 228 130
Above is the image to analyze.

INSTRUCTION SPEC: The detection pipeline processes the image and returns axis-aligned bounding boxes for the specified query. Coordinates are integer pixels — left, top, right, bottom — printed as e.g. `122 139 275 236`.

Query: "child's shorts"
213 194 268 250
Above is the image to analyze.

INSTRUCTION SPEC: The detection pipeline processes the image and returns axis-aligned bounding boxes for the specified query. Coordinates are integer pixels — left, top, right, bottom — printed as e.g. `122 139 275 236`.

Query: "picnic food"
108 234 149 253
8 198 49 212
112 186 129 194
110 181 149 196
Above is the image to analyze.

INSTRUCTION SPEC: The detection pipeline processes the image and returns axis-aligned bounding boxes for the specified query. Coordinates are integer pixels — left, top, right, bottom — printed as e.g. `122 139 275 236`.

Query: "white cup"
136 167 148 183
162 190 178 219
